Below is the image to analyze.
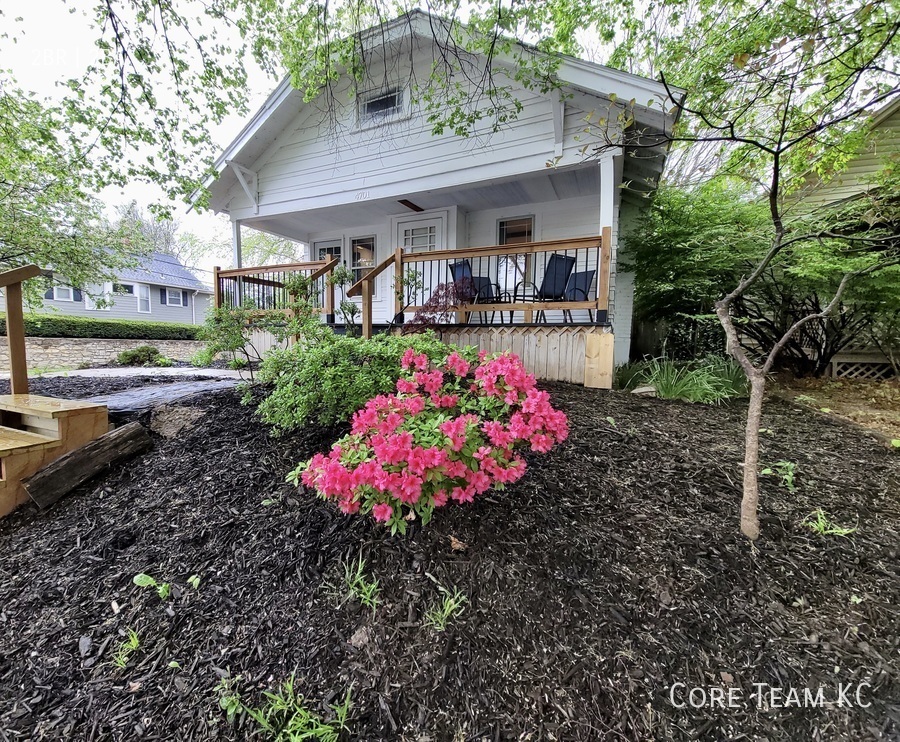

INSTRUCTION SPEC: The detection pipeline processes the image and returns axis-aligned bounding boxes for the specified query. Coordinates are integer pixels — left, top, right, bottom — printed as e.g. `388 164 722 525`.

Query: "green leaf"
133 573 157 588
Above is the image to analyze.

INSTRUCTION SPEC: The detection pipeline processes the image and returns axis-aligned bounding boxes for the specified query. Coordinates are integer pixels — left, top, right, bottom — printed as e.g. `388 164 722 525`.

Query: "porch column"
599 155 616 230
232 220 243 269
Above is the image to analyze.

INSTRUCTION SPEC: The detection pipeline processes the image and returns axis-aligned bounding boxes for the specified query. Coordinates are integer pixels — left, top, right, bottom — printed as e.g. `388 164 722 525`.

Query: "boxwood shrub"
256 330 477 432
0 313 201 340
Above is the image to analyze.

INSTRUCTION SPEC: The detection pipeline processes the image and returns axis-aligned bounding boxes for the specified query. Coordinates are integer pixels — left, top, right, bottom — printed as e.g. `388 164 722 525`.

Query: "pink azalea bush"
289 349 568 534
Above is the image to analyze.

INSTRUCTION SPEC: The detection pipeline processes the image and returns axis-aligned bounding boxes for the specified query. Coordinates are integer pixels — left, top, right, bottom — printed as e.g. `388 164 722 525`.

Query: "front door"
314 238 343 264
397 216 443 254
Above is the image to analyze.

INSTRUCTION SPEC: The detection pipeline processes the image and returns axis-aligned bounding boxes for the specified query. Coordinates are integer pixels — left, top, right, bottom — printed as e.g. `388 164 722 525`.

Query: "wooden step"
0 425 61 459
0 394 108 419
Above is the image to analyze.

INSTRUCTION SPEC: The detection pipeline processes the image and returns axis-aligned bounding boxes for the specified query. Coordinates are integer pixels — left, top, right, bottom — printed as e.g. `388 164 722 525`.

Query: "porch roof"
237 164 601 242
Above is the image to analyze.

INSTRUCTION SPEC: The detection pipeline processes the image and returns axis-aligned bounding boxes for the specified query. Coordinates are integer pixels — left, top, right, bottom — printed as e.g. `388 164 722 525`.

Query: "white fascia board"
228 155 615 223
557 56 682 111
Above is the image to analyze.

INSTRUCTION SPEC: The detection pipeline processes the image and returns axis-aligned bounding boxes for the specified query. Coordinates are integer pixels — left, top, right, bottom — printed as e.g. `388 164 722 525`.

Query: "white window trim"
356 86 411 130
165 287 186 307
53 286 74 302
137 283 152 314
85 282 113 311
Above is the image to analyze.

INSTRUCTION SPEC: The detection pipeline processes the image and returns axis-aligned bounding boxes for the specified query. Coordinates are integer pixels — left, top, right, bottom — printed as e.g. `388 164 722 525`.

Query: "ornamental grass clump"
291 349 568 534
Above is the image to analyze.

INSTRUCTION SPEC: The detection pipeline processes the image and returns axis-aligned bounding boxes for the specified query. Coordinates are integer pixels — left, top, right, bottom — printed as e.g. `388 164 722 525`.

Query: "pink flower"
372 503 394 522
299 348 567 527
445 352 471 377
530 433 553 453
397 378 418 394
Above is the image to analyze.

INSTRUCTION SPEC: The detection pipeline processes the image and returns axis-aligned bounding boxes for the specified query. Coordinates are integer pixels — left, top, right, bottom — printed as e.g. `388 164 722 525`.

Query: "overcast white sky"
0 0 277 277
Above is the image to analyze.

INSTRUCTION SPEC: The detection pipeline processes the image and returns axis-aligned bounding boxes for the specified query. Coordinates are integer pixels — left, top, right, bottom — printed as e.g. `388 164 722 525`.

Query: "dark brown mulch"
0 384 897 741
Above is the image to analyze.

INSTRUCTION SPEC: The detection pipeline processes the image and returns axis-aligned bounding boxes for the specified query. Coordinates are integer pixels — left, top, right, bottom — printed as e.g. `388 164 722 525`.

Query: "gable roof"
792 94 900 210
117 252 212 292
203 10 683 213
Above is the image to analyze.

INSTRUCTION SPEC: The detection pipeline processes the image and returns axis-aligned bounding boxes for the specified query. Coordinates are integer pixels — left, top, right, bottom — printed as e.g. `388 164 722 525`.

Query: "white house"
204 11 681 384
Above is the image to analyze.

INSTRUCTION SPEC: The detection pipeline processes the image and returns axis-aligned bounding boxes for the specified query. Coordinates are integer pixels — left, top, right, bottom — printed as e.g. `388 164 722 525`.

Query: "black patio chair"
515 253 576 323
562 269 596 323
448 260 502 325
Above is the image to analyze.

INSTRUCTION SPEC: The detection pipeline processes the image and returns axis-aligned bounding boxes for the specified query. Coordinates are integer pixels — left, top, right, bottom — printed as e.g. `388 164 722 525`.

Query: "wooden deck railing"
1 264 42 394
348 229 612 339
213 258 338 318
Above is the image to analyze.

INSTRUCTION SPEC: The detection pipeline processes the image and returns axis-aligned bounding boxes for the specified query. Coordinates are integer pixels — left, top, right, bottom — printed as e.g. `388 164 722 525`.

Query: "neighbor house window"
84 282 113 311
53 286 74 301
359 89 403 123
165 288 185 306
114 283 134 295
137 284 151 313
350 236 376 290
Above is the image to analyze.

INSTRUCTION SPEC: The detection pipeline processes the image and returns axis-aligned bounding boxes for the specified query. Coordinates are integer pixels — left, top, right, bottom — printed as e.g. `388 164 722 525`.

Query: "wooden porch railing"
1 264 42 394
213 258 338 318
348 229 612 340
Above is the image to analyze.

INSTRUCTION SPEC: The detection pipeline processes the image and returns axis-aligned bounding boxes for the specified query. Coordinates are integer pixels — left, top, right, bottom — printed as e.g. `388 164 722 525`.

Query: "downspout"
192 290 199 324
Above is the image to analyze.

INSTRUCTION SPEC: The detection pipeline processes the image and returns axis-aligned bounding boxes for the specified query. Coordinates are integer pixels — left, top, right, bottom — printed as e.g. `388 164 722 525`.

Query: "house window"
114 283 134 295
498 217 534 293
53 286 74 302
350 237 376 290
499 216 534 245
85 282 113 311
165 288 185 307
137 284 151 313
359 89 403 123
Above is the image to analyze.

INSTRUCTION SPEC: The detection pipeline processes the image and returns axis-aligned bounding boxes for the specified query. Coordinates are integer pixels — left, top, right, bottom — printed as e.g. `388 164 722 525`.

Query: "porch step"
0 426 61 458
0 394 107 419
0 396 109 518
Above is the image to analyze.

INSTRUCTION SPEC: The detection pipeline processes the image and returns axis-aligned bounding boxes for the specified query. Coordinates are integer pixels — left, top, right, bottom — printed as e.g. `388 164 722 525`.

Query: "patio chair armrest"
514 281 538 302
475 283 503 303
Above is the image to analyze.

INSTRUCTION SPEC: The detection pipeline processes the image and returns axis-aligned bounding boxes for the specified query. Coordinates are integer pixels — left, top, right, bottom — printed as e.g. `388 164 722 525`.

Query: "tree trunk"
741 372 767 540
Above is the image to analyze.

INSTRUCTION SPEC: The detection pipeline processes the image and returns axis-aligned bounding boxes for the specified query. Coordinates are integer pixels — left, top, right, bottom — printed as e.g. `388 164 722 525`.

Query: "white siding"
226 46 616 220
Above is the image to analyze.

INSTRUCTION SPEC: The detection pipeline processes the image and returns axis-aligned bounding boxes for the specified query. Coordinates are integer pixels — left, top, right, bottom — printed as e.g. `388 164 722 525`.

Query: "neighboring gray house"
1 253 213 325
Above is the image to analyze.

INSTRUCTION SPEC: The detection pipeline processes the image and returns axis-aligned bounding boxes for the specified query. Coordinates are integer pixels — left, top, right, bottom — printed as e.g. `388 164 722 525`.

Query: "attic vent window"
360 89 403 121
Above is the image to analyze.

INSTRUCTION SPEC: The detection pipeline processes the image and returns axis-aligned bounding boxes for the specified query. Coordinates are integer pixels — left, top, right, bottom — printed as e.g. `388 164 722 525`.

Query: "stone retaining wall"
0 337 208 371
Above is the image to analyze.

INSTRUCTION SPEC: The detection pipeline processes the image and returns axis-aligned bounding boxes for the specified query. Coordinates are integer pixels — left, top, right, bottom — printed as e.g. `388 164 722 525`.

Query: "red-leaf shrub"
290 349 568 534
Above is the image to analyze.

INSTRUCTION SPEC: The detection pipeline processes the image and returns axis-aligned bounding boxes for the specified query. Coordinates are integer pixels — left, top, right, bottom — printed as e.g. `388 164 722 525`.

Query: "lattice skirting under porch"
831 360 896 381
437 325 613 387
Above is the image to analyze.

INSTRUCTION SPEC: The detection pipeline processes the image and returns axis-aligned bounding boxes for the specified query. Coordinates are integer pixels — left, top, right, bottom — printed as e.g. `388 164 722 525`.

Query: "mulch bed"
0 384 897 740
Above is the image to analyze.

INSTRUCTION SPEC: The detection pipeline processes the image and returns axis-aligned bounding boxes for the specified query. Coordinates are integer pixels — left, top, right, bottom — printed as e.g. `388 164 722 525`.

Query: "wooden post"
6 282 29 395
213 266 221 308
393 247 403 319
584 329 614 389
325 269 335 323
523 252 534 323
361 280 373 339
596 227 612 321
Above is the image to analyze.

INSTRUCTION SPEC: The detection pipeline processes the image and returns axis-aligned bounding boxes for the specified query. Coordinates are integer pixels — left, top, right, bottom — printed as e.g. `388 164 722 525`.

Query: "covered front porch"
213 227 616 387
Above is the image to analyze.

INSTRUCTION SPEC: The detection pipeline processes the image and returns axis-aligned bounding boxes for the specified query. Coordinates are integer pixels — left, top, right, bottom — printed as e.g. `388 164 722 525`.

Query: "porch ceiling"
240 164 600 241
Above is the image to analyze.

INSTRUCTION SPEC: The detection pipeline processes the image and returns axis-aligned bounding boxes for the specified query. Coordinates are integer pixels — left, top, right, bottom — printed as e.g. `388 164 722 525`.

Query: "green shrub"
256 330 474 432
614 359 653 390
0 313 200 340
616 356 748 403
117 345 172 367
